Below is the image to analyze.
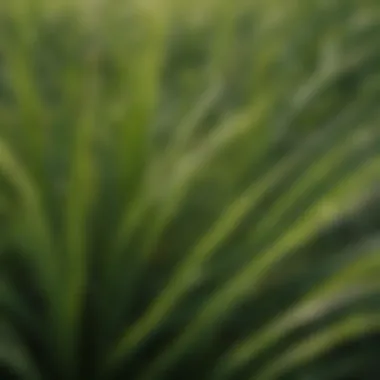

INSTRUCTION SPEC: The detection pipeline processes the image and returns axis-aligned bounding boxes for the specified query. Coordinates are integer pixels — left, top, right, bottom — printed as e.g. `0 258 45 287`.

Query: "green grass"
1 0 380 379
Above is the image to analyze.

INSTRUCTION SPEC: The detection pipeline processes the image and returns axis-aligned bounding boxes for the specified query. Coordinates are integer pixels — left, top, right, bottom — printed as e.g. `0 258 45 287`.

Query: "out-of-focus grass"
1 0 380 379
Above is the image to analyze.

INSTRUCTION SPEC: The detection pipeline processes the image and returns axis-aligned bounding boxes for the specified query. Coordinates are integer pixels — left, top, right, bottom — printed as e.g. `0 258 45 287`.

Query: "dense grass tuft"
1 1 380 379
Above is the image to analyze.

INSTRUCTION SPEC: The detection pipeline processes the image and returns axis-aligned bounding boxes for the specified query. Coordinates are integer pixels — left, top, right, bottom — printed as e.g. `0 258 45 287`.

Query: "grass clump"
1 1 380 379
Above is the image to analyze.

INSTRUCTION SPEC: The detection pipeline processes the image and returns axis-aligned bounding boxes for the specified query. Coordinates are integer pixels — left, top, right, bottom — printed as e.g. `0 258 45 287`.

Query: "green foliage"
1 0 380 379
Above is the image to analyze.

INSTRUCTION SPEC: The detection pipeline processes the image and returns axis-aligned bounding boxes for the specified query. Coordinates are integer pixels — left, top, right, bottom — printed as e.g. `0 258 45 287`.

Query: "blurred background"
1 0 380 379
